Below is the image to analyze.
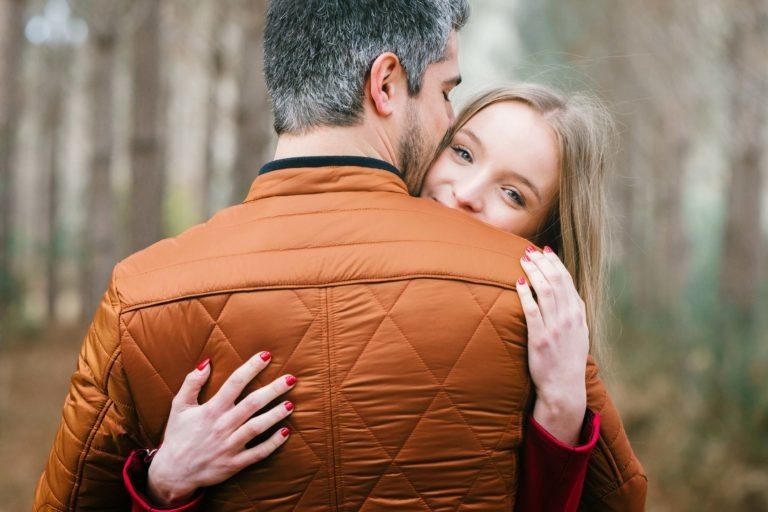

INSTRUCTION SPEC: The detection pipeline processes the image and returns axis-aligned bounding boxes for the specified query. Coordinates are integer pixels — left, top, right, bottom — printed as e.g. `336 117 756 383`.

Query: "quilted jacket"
34 156 646 511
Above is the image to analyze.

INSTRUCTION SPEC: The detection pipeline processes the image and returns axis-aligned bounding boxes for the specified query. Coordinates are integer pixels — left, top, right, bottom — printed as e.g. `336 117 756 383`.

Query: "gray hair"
264 0 470 135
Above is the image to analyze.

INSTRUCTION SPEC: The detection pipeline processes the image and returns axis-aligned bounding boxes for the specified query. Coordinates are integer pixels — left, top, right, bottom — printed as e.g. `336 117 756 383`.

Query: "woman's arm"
519 246 590 443
123 351 297 510
514 246 595 510
514 246 647 511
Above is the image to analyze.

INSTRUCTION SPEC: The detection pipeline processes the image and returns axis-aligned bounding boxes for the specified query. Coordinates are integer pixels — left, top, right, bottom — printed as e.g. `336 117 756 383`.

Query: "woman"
125 84 645 511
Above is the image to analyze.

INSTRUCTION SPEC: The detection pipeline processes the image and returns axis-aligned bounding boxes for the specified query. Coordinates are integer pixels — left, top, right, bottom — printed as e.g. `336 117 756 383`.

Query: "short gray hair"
264 0 470 135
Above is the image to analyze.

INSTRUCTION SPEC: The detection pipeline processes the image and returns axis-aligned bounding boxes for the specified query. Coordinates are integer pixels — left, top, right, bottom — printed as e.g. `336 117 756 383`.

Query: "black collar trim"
259 156 402 177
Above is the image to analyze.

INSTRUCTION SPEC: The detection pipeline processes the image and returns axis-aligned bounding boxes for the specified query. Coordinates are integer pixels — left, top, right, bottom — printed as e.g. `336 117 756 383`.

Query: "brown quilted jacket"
34 157 646 511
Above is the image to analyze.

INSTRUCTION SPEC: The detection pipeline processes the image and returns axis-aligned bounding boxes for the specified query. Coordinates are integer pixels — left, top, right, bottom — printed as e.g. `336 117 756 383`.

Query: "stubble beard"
398 104 438 192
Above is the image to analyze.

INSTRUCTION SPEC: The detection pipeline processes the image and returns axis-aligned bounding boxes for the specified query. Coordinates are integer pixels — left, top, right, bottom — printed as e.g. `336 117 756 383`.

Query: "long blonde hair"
409 84 615 360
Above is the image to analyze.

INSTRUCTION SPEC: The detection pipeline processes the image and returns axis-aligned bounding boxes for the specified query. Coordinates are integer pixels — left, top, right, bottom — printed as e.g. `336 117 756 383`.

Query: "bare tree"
203 1 228 218
41 47 70 320
719 0 767 320
129 0 165 252
80 0 123 316
232 0 270 205
0 0 28 333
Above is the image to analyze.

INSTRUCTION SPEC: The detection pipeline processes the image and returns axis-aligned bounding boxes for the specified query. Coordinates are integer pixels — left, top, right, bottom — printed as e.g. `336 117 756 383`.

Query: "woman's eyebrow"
461 127 483 149
508 171 542 202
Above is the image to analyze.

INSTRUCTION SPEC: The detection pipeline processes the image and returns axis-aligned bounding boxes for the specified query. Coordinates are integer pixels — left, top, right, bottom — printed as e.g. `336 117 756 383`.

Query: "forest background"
0 0 766 510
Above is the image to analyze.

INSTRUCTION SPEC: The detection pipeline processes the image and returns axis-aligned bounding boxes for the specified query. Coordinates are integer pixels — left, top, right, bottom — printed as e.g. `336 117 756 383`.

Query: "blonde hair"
409 84 614 360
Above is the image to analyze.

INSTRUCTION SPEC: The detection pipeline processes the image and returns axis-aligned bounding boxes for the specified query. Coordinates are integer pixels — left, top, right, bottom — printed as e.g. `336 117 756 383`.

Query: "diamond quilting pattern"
333 279 527 510
442 316 523 450
341 316 438 457
121 277 527 510
395 391 489 508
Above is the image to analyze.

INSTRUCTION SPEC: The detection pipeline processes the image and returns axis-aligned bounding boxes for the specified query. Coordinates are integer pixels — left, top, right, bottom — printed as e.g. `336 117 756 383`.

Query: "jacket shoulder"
113 194 531 310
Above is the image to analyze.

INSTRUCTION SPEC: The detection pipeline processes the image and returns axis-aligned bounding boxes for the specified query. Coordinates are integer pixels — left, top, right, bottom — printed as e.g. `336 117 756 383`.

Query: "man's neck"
273 123 399 168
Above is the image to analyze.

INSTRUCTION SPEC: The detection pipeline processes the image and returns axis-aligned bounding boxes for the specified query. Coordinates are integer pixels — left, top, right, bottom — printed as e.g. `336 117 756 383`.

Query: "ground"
0 325 85 511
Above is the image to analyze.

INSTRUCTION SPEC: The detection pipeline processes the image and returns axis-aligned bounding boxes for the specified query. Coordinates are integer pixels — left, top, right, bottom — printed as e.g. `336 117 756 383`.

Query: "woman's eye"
503 188 525 207
443 91 450 101
451 145 473 163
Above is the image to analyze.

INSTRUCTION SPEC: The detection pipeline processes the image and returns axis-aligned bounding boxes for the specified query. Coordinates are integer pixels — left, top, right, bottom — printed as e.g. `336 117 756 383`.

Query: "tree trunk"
42 49 70 321
0 0 27 335
203 2 227 218
82 1 121 317
129 0 165 252
716 0 767 420
232 0 270 205
719 1 767 319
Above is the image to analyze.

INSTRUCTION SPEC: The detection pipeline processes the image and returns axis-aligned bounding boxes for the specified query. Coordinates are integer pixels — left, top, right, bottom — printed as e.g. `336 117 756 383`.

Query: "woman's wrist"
532 388 587 446
147 452 199 506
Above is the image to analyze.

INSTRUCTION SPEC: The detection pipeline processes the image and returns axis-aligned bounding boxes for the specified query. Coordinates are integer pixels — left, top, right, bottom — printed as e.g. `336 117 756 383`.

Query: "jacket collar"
244 156 409 202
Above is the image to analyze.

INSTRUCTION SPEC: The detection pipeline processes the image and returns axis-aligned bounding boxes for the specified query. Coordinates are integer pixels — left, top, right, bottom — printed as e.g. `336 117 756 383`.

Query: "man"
34 1 643 510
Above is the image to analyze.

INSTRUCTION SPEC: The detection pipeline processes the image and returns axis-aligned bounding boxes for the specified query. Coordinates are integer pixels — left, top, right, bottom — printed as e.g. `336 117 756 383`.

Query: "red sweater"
124 412 600 512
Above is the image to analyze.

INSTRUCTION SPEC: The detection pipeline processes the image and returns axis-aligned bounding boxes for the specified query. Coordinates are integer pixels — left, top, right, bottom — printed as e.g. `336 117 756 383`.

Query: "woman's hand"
518 245 589 446
146 352 297 506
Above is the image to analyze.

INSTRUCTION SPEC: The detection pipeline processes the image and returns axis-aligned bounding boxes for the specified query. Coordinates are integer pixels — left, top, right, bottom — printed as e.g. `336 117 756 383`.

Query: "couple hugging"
35 1 647 511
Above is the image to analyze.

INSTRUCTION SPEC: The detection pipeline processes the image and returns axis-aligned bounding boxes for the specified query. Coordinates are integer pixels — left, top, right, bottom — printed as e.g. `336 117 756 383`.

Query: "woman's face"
421 101 560 239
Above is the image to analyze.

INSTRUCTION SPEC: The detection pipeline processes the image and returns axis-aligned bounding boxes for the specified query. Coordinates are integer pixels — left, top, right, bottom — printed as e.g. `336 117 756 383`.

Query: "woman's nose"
453 181 483 213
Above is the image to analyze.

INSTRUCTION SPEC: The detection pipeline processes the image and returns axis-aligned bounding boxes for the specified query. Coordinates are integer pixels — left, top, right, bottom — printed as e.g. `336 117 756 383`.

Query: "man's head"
264 0 469 175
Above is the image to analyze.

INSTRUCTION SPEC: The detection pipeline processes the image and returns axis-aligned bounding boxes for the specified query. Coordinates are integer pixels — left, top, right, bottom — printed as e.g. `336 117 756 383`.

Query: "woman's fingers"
231 399 295 448
521 248 557 325
541 246 575 286
236 426 292 468
226 373 298 428
172 358 212 408
527 246 573 311
210 351 273 409
516 275 546 336
540 247 586 321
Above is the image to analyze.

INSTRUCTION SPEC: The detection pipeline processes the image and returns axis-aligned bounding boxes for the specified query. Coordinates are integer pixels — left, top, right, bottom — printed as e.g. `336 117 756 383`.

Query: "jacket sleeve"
33 274 143 511
580 355 648 511
516 410 600 511
124 450 204 512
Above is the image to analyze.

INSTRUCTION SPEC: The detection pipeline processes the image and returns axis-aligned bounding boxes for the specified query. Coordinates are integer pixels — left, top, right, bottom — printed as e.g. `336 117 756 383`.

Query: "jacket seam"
329 286 345 510
597 472 648 499
321 288 339 510
117 238 521 281
120 274 518 312
69 398 115 510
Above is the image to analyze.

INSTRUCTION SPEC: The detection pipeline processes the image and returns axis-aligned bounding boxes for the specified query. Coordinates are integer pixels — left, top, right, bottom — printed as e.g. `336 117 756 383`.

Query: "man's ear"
368 52 406 117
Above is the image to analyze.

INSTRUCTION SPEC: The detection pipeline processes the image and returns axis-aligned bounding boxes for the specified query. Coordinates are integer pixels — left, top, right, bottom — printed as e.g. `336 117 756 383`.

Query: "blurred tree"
0 0 28 336
27 0 86 320
41 51 65 319
232 0 270 204
515 0 699 317
717 0 767 430
80 0 124 316
129 0 166 252
203 0 228 218
719 0 767 322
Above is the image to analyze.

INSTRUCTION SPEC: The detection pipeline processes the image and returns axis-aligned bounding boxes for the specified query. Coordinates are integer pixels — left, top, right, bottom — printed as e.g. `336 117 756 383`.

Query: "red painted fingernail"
196 358 211 371
285 375 297 386
525 246 537 254
259 351 271 362
284 401 294 412
544 246 553 253
517 276 526 286
281 427 291 437
521 254 531 263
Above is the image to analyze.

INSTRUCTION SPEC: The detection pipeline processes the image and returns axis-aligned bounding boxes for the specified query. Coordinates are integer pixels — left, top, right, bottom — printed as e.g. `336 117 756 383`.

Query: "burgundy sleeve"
516 410 601 512
123 450 204 512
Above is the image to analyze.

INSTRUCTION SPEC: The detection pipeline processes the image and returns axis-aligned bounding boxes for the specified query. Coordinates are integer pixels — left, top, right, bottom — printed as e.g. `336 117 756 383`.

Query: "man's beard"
398 105 439 192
